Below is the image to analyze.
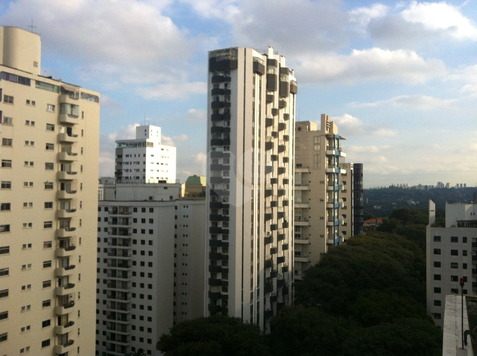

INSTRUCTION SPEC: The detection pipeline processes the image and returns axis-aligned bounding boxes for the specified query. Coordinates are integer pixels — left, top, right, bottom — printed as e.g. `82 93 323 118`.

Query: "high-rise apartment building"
294 116 363 278
205 46 297 329
426 200 477 327
0 26 100 355
115 125 176 184
96 183 205 356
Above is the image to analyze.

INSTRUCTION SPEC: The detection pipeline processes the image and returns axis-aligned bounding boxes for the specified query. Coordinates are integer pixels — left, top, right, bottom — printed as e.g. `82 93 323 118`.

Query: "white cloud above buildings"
2 0 476 187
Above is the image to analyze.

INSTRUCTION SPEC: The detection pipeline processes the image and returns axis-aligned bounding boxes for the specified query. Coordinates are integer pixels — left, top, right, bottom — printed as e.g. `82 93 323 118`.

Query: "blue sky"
1 0 476 188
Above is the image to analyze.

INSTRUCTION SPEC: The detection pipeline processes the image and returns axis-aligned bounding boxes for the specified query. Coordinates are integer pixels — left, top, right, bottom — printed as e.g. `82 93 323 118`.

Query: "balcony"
56 283 76 296
295 219 309 227
295 238 310 245
277 256 285 264
56 245 76 258
294 184 309 190
56 227 76 239
295 256 310 263
295 202 309 209
57 209 77 219
58 132 79 143
55 265 75 277
325 167 339 174
57 171 78 181
54 339 75 354
59 113 79 125
57 190 77 200
54 321 75 334
55 301 76 315
58 151 78 162
295 167 310 173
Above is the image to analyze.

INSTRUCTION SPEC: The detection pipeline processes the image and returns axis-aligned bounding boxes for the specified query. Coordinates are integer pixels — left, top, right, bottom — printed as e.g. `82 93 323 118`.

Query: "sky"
1 0 476 188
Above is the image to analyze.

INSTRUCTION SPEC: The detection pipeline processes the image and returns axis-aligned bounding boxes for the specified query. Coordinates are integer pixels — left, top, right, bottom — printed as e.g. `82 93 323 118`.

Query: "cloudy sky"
1 0 476 188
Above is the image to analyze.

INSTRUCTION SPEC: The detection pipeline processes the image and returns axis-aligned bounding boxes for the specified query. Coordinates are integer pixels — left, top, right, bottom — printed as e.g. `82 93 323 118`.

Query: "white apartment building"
115 125 176 184
96 183 205 356
205 46 296 330
426 200 477 327
0 26 100 355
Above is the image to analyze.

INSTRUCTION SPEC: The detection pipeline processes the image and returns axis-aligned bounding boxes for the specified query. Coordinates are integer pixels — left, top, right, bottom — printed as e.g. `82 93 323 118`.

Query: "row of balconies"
209 265 229 274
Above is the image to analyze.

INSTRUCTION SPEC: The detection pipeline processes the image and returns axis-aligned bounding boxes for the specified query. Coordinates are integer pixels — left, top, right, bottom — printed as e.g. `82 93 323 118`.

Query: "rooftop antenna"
28 19 37 34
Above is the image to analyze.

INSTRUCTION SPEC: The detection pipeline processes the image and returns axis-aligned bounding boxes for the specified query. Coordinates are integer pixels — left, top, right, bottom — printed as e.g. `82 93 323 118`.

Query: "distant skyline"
1 0 476 188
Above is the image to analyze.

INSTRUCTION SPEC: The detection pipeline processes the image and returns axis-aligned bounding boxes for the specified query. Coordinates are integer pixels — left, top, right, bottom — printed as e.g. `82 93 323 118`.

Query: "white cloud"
137 82 207 100
162 134 189 147
351 94 456 110
179 0 239 20
447 64 477 98
229 0 348 55
331 114 396 137
296 48 446 84
0 0 201 89
401 1 477 40
187 109 207 123
349 4 389 32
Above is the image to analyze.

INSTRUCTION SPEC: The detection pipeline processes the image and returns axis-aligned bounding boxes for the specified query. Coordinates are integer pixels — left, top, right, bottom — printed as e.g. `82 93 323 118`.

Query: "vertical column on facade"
105 206 133 355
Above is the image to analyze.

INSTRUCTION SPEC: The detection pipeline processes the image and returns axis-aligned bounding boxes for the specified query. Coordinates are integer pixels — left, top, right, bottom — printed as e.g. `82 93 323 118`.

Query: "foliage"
157 314 269 356
268 306 349 356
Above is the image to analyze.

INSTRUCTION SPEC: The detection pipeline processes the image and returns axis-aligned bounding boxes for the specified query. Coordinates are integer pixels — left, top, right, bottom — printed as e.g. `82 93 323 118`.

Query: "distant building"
115 125 177 183
0 26 100 355
184 175 206 197
293 116 363 278
426 200 477 327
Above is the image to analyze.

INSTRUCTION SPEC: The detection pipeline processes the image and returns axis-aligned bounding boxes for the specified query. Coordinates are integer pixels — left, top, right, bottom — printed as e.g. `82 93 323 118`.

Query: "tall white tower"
205 47 297 330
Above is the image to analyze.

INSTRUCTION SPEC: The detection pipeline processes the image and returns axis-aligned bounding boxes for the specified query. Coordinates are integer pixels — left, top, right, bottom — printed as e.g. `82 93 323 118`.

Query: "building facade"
0 26 100 355
293 116 363 278
96 184 205 356
205 46 297 329
115 125 176 184
426 200 477 327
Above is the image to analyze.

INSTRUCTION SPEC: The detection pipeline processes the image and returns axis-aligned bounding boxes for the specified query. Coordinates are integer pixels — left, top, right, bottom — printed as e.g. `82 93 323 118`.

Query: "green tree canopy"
157 314 269 356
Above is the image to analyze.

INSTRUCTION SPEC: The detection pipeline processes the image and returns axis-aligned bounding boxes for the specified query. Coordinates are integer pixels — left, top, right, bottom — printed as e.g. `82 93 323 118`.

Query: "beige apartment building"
0 27 100 355
294 116 363 278
206 46 296 330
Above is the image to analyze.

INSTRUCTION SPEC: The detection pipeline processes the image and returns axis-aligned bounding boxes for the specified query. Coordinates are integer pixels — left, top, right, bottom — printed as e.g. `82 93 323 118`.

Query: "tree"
268 306 349 356
157 314 269 356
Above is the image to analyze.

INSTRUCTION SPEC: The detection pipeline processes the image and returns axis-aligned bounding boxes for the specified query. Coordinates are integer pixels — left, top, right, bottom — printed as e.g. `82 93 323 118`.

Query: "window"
43 241 52 249
0 203 11 211
22 244 32 250
42 280 51 288
23 222 32 228
0 332 7 343
0 311 7 320
0 246 10 254
451 262 458 269
0 289 8 298
42 300 51 308
21 285 31 291
2 138 12 146
26 99 35 106
46 104 55 112
43 261 52 268
433 236 441 242
1 160 12 168
433 261 441 268
0 268 8 276
434 274 441 281
434 287 441 293
4 95 13 103
44 202 53 209
451 275 459 282
2 116 12 125
41 339 50 348
451 236 458 243
1 181 11 189
42 319 51 328
20 325 31 332
45 163 54 170
22 264 32 270
45 143 54 150
451 250 458 256
46 123 55 131
463 250 468 256
44 182 53 189
43 221 53 229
